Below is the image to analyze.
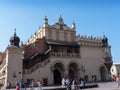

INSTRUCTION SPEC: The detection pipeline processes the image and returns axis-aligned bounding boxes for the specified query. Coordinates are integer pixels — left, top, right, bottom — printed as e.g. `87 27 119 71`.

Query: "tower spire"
43 16 48 27
72 21 76 30
14 28 16 36
58 15 64 24
10 28 20 47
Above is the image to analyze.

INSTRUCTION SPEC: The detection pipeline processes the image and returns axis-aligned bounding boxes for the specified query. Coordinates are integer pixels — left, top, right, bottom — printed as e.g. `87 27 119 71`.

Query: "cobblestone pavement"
5 81 120 90
84 82 120 90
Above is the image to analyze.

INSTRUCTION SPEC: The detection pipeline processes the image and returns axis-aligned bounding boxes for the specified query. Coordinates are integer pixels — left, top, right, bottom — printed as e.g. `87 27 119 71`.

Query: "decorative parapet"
76 35 103 47
77 34 102 41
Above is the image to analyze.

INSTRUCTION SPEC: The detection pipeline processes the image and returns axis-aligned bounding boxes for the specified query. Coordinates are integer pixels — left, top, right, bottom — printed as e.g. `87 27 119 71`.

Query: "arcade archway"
100 66 107 81
53 62 65 85
68 62 79 80
69 68 75 80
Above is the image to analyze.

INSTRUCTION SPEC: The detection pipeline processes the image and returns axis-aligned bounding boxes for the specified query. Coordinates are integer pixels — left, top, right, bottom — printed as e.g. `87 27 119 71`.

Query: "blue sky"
0 0 120 63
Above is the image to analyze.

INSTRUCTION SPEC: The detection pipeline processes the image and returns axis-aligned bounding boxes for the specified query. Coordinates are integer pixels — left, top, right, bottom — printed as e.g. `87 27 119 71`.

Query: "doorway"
100 66 106 81
69 68 75 80
54 69 61 85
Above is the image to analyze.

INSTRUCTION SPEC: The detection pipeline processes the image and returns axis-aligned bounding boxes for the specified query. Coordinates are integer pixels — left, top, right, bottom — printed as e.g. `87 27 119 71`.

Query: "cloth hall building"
0 16 113 88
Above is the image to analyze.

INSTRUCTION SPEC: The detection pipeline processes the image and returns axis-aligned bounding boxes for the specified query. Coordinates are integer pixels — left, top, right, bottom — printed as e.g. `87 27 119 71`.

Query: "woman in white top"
61 78 65 86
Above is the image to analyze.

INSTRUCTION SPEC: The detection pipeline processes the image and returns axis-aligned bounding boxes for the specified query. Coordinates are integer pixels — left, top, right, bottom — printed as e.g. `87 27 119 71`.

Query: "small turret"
72 21 76 30
102 35 108 47
10 29 20 47
43 16 48 27
58 15 64 25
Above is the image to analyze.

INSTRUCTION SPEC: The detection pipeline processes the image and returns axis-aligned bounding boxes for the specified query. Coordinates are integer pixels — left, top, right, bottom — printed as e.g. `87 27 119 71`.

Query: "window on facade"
75 48 79 53
48 31 52 39
56 30 59 40
67 48 72 53
60 25 63 30
71 33 74 41
112 69 114 72
64 31 67 41
61 47 63 53
43 78 48 86
53 48 58 52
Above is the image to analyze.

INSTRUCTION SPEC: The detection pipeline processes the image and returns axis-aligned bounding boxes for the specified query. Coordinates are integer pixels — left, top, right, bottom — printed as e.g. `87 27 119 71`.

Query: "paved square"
5 82 120 90
84 82 120 90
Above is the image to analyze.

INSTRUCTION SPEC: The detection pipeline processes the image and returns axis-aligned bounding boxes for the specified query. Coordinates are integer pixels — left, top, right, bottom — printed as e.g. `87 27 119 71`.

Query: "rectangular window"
43 78 48 86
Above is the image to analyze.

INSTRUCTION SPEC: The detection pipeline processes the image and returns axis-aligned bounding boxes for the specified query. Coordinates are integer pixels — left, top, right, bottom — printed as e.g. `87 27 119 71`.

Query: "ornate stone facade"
0 16 113 88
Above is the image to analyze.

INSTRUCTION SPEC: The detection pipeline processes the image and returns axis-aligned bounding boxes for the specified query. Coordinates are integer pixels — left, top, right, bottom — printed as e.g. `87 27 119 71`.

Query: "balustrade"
24 52 80 74
50 52 80 57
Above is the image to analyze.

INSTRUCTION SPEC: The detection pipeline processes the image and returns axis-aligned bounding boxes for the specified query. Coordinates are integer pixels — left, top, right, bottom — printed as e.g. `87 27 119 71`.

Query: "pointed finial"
72 21 76 29
44 16 48 27
72 21 75 25
59 14 63 20
58 15 63 24
14 28 16 36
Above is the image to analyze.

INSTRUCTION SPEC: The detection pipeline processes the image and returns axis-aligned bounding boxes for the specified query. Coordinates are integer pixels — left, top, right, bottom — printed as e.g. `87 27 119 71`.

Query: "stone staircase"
23 57 50 74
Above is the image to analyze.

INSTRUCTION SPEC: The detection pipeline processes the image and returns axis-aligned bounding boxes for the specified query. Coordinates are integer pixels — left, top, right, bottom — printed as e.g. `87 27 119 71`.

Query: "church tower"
5 29 23 87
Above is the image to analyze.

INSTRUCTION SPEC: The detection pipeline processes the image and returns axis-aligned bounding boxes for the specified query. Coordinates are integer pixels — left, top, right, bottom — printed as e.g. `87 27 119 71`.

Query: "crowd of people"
5 75 120 90
7 79 42 90
61 78 86 90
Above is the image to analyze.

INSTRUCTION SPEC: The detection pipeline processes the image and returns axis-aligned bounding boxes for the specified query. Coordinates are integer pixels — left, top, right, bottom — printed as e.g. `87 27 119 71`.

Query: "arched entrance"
68 62 79 80
53 62 65 85
69 68 75 80
100 66 107 81
54 69 61 85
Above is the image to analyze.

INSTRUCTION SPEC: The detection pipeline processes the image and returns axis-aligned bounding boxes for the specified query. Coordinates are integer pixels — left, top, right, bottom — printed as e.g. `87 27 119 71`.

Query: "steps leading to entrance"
23 58 50 74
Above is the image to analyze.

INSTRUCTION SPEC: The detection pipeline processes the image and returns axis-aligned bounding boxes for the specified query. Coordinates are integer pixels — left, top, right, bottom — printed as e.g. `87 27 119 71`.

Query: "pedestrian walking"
66 79 72 90
7 82 11 90
16 84 20 90
36 80 42 90
30 80 34 90
61 78 66 86
74 80 79 90
116 76 120 88
19 82 24 90
66 78 70 85
24 83 27 90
